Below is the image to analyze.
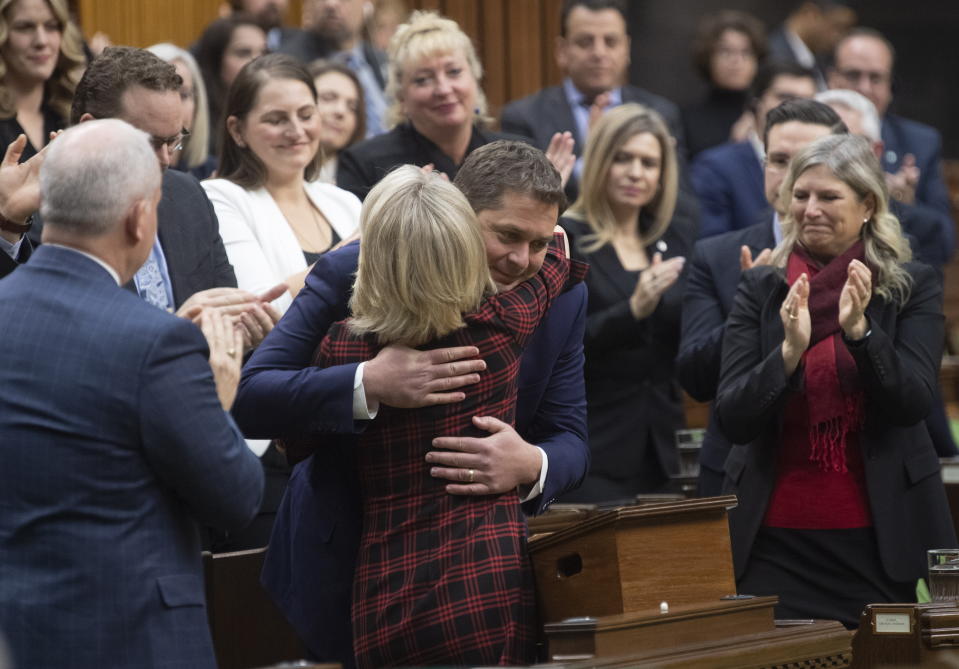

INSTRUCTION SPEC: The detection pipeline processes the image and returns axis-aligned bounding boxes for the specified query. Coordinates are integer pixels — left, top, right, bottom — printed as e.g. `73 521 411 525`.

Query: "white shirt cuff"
518 446 548 503
352 361 379 420
0 233 23 260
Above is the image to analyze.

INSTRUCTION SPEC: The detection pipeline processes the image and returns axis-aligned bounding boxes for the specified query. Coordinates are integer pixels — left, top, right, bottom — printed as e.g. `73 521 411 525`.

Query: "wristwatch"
0 210 32 233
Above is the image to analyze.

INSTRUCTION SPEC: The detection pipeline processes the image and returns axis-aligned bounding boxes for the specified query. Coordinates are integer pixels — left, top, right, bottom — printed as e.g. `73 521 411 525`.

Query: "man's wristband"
0 211 32 234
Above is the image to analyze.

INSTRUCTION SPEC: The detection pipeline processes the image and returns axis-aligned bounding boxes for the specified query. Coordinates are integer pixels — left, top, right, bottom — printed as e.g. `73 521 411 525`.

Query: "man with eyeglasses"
828 28 953 220
19 47 282 351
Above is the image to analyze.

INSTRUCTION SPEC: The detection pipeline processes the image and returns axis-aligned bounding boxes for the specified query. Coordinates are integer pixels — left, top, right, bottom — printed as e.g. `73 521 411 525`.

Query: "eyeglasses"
150 127 190 153
835 68 890 86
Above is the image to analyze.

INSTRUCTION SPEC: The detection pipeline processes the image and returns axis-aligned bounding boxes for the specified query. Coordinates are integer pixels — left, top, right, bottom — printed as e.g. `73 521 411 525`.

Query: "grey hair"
41 119 162 236
146 43 211 170
814 89 881 142
772 133 912 306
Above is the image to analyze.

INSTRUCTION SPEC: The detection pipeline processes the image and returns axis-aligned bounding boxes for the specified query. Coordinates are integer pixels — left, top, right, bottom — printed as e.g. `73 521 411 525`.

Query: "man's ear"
555 35 568 72
124 199 151 245
77 112 96 124
226 116 245 148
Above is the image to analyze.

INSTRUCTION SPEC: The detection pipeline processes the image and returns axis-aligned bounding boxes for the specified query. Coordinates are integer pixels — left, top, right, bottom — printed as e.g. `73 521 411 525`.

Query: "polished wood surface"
528 497 739 623
851 602 959 668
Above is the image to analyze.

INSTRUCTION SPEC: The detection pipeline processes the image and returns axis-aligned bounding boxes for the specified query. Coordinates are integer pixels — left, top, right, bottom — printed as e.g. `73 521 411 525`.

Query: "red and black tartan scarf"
785 240 868 473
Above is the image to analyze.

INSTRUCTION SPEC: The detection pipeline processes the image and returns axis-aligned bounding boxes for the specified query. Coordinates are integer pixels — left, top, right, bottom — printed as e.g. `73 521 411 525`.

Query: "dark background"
628 1 959 158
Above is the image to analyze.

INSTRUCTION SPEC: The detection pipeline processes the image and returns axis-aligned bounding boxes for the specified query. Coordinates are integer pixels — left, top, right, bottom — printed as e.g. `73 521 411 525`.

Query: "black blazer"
26 169 236 308
500 83 688 202
716 262 957 582
563 205 697 482
677 213 776 477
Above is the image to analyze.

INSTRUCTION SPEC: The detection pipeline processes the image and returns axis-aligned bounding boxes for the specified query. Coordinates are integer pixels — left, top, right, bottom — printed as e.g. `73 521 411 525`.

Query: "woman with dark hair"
308 60 365 184
561 103 695 502
0 0 84 161
718 133 957 626
192 13 266 152
202 53 360 314
682 9 766 158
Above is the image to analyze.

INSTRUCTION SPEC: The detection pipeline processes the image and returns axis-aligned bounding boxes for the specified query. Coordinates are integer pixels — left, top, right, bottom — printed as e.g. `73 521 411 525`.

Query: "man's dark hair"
749 61 816 102
70 46 182 125
763 98 848 148
560 0 627 37
454 141 566 214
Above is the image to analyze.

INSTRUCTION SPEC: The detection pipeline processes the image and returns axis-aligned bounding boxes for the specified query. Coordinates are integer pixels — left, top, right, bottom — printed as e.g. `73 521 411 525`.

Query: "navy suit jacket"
25 169 237 307
677 214 776 489
691 140 765 239
882 113 953 220
500 83 687 201
0 245 264 669
237 240 589 665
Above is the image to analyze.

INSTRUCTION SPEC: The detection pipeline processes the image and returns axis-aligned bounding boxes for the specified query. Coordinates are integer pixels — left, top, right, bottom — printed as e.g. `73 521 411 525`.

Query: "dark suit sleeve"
895 199 956 267
677 241 727 401
915 131 953 221
846 264 943 426
715 268 793 445
201 180 238 289
691 152 735 238
233 243 362 438
521 284 590 515
139 317 264 532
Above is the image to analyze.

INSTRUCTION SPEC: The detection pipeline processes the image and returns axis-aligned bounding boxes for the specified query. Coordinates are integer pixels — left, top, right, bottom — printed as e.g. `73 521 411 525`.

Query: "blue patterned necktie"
135 245 172 311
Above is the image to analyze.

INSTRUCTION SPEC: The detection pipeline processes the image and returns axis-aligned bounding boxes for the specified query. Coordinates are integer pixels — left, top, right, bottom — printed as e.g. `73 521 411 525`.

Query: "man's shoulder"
884 113 941 145
694 139 754 167
622 84 680 117
501 86 565 117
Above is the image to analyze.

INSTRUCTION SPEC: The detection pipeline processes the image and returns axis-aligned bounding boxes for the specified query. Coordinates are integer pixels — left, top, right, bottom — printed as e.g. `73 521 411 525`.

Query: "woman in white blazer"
203 54 360 313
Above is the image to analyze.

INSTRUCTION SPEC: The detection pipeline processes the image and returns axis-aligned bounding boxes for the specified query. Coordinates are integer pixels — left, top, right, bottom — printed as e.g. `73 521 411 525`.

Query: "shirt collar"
562 77 623 107
45 243 122 285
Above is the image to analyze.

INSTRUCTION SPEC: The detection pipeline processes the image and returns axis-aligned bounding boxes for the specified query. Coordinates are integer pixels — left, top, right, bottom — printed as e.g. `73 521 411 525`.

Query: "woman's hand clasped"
629 252 685 319
839 259 872 340
780 273 811 375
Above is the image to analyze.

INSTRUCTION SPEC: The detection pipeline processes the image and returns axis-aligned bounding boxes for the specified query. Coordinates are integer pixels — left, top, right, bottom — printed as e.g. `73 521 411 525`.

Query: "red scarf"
785 241 869 473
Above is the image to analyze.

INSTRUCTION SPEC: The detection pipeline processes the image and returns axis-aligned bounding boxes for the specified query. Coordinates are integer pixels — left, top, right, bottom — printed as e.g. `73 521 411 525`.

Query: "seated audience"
0 0 85 161
828 28 954 220
203 53 360 314
716 133 957 627
500 0 684 201
678 99 846 496
243 141 589 666
561 103 697 502
280 0 389 137
308 59 365 183
148 42 218 180
767 0 856 89
337 11 522 200
194 14 267 152
307 165 583 667
683 10 767 158
0 117 264 669
692 62 817 239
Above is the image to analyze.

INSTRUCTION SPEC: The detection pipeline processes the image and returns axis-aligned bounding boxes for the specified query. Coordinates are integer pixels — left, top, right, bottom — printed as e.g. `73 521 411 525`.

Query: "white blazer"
202 178 361 313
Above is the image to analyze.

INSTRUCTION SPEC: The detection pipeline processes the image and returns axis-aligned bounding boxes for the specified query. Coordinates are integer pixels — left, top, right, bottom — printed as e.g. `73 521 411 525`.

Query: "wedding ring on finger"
227 348 237 356
467 468 475 483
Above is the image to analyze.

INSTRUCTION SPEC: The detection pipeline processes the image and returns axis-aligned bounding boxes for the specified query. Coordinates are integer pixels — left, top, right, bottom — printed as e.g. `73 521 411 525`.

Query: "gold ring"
788 312 798 321
227 348 237 356
467 468 475 483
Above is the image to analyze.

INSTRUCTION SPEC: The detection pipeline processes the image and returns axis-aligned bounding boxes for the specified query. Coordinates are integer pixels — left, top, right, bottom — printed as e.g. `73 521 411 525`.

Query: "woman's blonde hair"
349 165 495 346
566 103 678 252
772 133 913 306
147 43 210 170
0 0 85 121
384 10 489 129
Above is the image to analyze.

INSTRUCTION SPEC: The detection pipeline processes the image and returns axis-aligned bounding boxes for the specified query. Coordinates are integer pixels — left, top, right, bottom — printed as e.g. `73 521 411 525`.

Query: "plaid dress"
319 246 586 668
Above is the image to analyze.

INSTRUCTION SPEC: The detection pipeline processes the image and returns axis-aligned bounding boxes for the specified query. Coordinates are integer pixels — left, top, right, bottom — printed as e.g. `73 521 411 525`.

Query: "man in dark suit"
678 99 844 496
691 62 817 239
0 118 264 669
766 0 856 90
500 0 684 201
828 28 953 221
238 141 589 666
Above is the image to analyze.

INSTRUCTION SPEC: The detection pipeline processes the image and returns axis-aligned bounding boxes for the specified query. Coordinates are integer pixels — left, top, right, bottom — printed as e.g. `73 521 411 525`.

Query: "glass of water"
928 549 959 601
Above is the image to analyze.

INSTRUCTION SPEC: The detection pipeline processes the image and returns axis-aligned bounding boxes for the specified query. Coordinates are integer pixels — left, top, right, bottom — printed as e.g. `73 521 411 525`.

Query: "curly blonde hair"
772 133 913 306
384 10 489 129
0 0 85 122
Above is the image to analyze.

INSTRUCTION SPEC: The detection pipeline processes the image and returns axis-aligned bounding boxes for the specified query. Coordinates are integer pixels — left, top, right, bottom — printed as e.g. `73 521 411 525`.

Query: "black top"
336 121 523 201
682 88 749 160
302 226 342 266
0 103 65 163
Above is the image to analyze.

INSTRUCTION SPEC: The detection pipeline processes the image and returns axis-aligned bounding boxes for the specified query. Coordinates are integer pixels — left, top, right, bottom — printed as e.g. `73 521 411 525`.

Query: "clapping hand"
629 252 685 319
886 154 919 204
839 259 872 340
780 273 811 375
545 131 575 188
740 245 772 271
